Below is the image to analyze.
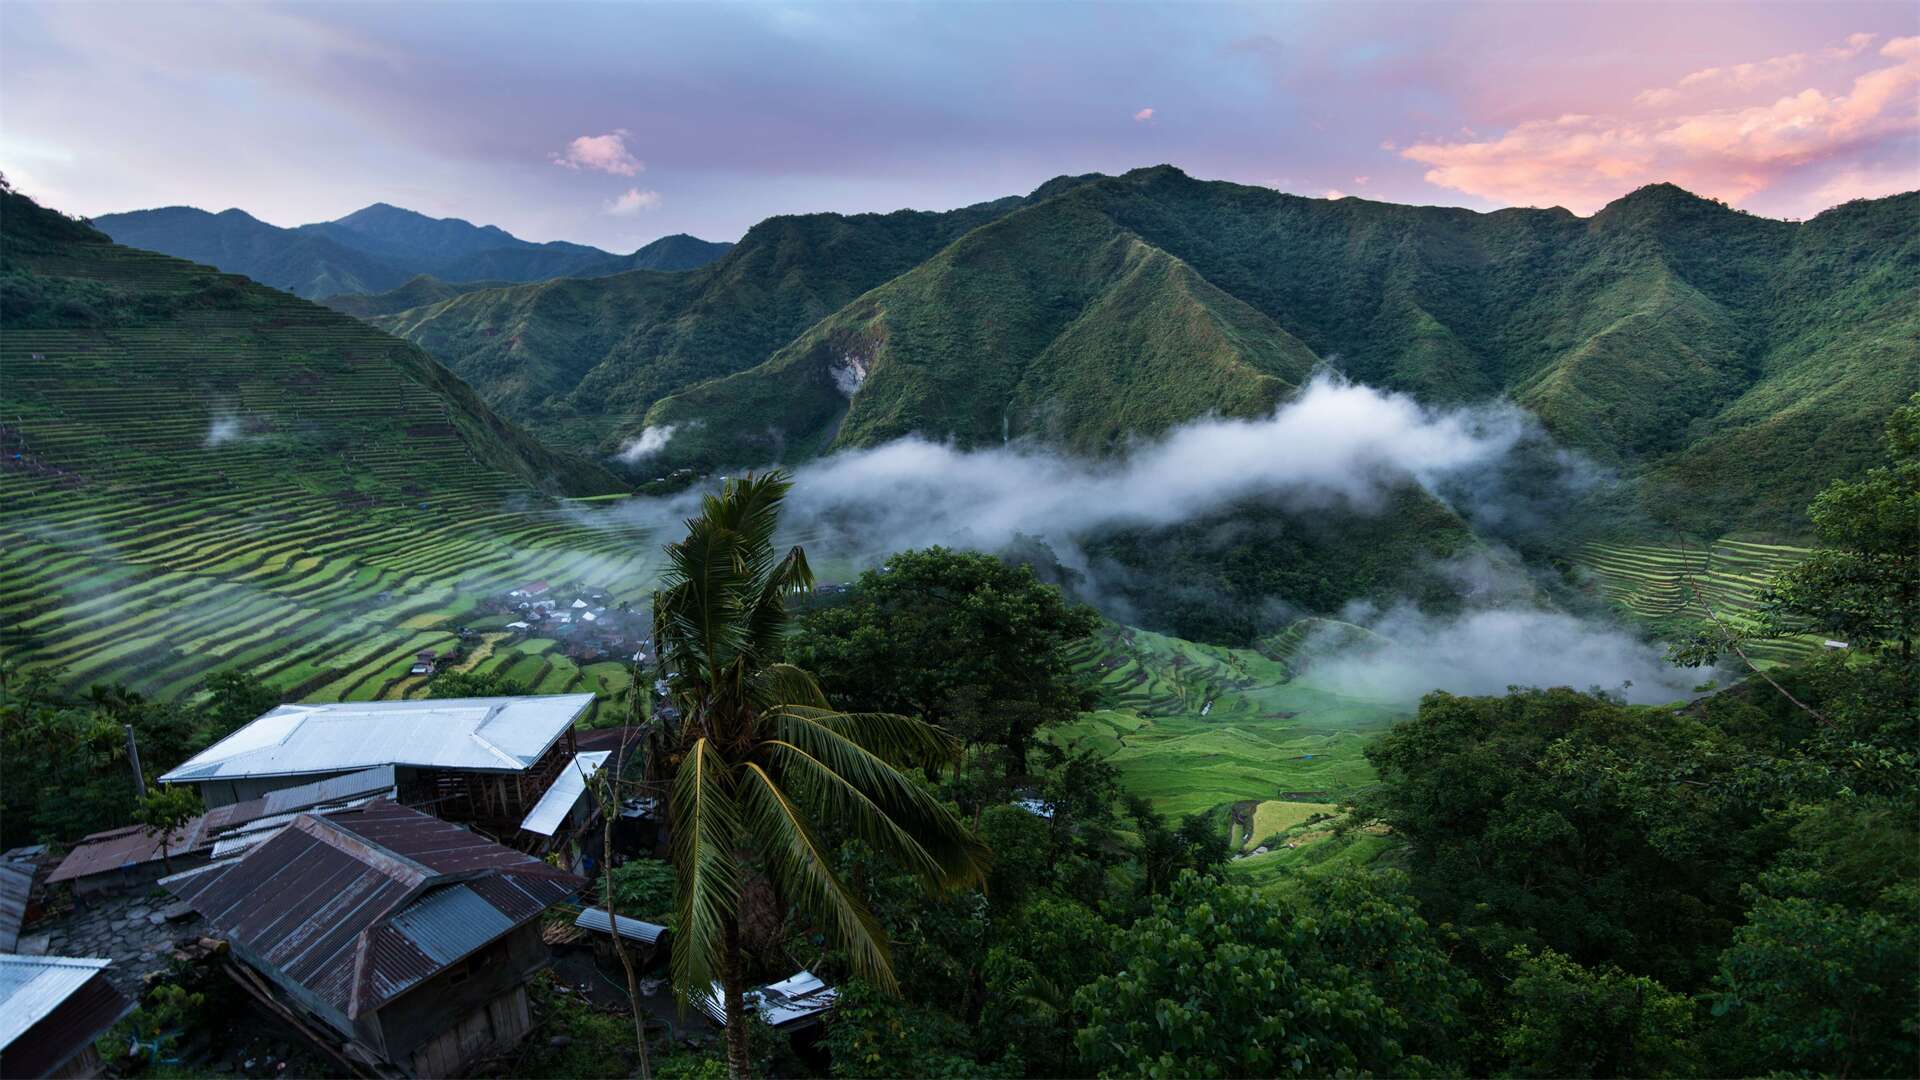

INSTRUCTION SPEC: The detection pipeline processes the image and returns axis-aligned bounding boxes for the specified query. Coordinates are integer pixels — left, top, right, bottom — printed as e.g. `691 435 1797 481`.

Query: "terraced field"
0 192 654 718
1055 623 1407 820
1574 538 1822 665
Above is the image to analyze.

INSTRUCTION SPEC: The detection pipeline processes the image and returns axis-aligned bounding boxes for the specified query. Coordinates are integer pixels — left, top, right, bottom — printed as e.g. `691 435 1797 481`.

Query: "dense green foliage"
93 201 730 299
0 666 273 848
788 548 1099 772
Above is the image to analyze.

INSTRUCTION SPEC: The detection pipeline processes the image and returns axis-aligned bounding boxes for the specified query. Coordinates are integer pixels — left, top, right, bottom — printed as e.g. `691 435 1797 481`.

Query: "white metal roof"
518 751 610 836
158 695 594 783
697 969 837 1029
0 956 114 1049
574 906 666 944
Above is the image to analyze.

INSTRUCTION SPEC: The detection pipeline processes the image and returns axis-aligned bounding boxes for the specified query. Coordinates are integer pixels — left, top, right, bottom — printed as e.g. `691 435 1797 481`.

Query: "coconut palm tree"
650 471 990 1079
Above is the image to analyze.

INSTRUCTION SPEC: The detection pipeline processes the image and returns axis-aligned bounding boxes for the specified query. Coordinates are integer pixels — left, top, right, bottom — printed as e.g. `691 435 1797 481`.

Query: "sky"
3 2 1916 251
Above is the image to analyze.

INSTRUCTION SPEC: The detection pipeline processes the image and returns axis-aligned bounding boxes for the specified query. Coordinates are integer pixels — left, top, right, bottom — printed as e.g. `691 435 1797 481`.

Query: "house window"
446 961 471 986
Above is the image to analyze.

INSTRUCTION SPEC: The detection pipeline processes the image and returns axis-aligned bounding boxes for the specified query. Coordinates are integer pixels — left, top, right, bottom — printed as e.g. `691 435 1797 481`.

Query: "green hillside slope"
631 169 1915 536
0 186 651 704
370 191 1041 452
319 274 508 317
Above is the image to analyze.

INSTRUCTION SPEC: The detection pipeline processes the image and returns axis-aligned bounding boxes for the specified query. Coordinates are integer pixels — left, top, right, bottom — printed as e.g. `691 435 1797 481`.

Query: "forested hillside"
375 167 1918 537
92 202 731 299
0 185 653 700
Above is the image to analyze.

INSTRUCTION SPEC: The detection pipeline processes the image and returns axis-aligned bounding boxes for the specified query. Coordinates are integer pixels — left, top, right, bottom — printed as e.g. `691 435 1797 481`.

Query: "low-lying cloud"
1298 599 1712 705
596 373 1711 705
615 423 681 464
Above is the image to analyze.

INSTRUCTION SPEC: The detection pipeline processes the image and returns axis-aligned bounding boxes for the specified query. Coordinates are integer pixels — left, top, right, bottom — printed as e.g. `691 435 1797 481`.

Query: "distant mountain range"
364 167 1918 538
89 202 731 299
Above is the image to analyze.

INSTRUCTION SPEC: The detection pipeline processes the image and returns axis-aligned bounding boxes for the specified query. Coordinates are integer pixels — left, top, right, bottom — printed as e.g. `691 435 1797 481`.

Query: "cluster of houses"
2 692 833 1078
492 581 653 665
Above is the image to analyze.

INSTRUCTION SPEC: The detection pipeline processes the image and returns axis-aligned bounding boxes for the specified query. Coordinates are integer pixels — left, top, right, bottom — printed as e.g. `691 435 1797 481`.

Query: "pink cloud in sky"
1402 34 1920 215
607 187 662 215
1133 107 1155 122
552 130 643 175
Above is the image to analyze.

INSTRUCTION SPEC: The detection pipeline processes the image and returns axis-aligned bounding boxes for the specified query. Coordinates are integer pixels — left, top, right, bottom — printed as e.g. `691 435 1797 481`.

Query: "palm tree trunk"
723 918 752 1080
603 782 651 1080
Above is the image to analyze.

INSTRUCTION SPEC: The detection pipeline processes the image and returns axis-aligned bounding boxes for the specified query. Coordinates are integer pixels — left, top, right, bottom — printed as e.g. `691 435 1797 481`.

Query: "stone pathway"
17 889 203 997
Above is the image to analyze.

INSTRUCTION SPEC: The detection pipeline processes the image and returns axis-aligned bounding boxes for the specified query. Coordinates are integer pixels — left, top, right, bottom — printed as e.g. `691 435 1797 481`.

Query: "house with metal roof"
0 955 135 1078
156 695 594 837
47 767 396 898
164 801 582 1078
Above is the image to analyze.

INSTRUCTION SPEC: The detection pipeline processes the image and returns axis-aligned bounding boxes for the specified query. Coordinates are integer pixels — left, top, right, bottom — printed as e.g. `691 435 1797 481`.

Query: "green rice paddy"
0 242 660 723
1573 537 1821 665
1053 624 1410 821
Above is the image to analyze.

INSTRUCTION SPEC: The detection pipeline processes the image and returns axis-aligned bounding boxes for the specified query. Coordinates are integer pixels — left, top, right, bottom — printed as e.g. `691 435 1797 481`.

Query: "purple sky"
3 2 1915 250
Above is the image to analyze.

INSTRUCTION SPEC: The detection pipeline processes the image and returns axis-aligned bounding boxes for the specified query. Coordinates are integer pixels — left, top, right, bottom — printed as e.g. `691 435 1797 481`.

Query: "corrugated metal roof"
49 767 398 885
573 907 666 944
0 956 113 1047
0 861 33 953
45 820 209 885
386 884 515 965
158 695 593 783
0 956 134 1078
165 802 581 1021
519 751 610 837
696 969 836 1029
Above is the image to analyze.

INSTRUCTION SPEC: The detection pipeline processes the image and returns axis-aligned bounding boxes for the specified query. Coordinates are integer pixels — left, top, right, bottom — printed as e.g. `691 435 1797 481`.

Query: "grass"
1050 622 1408 821
1244 800 1339 850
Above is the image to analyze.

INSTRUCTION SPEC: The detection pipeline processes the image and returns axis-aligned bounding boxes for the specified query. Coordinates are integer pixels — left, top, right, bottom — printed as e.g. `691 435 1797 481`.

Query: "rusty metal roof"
0 956 135 1077
159 695 592 783
44 819 210 885
48 766 396 886
164 802 580 1020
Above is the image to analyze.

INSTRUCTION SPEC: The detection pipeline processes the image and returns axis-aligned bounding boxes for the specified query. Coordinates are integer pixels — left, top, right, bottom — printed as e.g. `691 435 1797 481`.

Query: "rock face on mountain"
371 167 1917 537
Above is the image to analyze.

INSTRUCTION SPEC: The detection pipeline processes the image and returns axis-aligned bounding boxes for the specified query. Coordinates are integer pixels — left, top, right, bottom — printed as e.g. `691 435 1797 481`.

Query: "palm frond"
777 705 963 771
751 664 832 712
670 738 742 1011
737 762 896 991
766 712 990 891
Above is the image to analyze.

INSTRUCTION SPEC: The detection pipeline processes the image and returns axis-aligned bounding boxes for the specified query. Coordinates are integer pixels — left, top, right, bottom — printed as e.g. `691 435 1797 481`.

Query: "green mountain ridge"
367 165 1913 537
0 184 656 699
91 203 732 299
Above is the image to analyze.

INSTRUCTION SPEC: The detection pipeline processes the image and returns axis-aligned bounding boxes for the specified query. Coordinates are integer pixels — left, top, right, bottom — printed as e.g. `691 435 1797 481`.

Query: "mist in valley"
591 374 1716 705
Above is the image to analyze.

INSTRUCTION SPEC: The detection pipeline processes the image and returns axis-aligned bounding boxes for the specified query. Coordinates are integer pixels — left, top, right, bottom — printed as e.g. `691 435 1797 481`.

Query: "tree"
1073 871 1470 1077
199 669 280 736
1356 687 1770 990
649 472 990 1079
132 786 204 873
788 547 1098 775
1497 947 1698 1078
427 670 531 699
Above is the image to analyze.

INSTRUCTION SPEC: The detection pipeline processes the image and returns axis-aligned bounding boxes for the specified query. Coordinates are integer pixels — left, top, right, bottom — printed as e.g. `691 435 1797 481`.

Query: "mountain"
318 274 508 317
90 203 732 299
0 185 646 700
368 190 1040 451
369 166 1914 537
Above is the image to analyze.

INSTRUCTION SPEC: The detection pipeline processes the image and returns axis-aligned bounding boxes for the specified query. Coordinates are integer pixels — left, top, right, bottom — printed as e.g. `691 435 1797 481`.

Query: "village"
0 692 832 1079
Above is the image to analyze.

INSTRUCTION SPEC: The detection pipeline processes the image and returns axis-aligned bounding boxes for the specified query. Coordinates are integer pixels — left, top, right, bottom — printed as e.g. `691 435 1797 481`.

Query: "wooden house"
163 802 582 1078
